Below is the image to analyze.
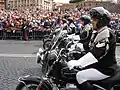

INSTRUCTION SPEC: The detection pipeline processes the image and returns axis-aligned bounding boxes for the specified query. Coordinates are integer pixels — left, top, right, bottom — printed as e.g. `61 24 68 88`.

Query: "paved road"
0 57 41 90
0 40 42 90
0 40 120 90
0 40 42 54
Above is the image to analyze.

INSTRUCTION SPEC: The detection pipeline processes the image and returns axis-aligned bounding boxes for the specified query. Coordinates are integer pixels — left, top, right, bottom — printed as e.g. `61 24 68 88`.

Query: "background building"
118 0 120 3
0 0 4 9
57 0 120 13
7 0 53 10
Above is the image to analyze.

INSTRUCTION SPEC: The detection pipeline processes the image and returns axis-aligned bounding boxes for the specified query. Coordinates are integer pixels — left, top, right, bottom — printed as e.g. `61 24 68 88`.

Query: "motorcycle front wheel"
16 82 39 90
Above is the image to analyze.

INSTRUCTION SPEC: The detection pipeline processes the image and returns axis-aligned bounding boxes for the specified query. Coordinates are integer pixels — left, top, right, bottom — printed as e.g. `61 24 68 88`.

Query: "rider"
67 17 77 34
67 15 92 59
79 15 93 51
61 7 118 90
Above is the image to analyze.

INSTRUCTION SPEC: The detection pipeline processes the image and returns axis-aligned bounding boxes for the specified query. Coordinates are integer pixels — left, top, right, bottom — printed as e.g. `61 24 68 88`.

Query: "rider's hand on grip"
73 66 82 71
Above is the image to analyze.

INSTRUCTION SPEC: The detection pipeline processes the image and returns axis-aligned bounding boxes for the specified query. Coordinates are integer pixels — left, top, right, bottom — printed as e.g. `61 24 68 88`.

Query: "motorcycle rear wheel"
16 82 39 90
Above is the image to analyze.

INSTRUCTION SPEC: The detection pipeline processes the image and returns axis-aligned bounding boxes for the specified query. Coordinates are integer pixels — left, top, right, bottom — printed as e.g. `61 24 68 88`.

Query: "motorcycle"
16 46 120 90
42 27 64 50
15 29 82 90
16 27 120 90
15 28 71 90
42 23 80 50
37 29 82 65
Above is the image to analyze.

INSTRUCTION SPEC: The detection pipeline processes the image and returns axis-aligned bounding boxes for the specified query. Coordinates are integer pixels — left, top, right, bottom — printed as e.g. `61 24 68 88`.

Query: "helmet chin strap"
96 20 103 29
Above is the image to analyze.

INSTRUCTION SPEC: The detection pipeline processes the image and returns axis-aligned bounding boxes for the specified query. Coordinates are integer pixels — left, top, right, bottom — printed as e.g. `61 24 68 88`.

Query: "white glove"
67 60 80 70
76 43 84 51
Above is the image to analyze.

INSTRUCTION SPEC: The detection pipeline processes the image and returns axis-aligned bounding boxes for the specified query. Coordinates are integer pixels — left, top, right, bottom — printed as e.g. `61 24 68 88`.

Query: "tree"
69 0 85 3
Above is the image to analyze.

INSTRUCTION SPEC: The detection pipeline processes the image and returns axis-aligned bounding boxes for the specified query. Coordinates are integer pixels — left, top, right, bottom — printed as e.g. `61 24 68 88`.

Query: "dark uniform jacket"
84 26 117 76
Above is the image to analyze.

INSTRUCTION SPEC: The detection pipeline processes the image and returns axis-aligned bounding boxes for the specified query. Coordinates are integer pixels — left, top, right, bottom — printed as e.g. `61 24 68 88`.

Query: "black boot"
77 81 94 90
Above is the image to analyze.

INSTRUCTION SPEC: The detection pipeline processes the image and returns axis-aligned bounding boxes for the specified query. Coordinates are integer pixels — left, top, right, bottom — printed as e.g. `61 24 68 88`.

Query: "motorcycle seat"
92 66 120 89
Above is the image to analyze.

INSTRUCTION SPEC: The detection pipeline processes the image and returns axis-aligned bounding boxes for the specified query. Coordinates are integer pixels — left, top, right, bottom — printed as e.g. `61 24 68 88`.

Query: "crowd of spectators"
0 8 120 40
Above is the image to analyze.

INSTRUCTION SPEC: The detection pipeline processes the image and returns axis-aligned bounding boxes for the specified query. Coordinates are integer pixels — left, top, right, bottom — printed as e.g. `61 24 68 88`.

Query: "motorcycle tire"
16 81 39 90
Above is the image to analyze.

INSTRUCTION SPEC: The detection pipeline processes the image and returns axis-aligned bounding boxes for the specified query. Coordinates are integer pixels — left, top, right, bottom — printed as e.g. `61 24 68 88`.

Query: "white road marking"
0 54 36 57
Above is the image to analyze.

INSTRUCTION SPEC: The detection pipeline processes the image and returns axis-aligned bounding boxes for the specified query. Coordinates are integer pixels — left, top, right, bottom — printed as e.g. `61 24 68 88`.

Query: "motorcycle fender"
18 75 41 84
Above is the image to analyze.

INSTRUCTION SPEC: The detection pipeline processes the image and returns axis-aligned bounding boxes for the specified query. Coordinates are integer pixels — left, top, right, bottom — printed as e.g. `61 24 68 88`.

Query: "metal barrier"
0 30 4 39
32 30 45 40
0 28 51 40
14 30 23 40
28 30 33 40
2 29 22 40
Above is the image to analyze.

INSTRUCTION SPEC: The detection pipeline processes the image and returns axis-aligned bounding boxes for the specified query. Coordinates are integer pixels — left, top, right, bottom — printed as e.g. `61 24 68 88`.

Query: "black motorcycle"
16 26 120 90
15 29 71 90
42 27 63 50
16 46 120 90
42 24 77 50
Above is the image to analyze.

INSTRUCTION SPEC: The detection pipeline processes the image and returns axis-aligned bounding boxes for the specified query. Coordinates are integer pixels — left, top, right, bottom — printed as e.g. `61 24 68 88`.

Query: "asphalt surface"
0 40 120 90
0 40 42 90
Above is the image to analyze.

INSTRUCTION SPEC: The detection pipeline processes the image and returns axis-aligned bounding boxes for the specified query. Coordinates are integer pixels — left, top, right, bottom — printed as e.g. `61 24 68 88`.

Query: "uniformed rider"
79 15 93 51
61 7 117 90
